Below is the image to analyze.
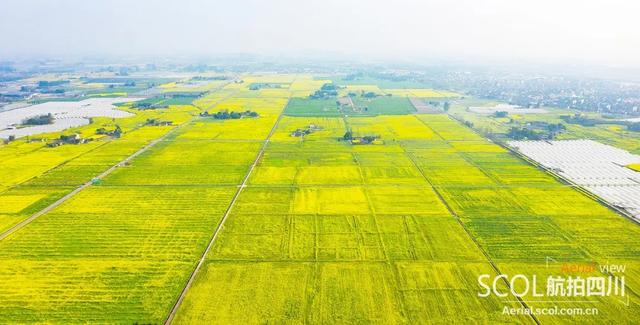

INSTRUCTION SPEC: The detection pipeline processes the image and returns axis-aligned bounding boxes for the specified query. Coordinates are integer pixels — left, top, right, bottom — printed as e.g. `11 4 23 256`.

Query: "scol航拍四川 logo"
478 263 626 299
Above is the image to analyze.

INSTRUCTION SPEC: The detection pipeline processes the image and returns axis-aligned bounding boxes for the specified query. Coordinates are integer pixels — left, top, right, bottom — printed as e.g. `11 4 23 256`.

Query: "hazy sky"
1 0 639 66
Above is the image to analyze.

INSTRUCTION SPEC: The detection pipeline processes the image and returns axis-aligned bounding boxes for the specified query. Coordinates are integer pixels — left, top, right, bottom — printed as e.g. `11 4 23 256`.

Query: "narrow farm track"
163 100 289 325
0 119 195 242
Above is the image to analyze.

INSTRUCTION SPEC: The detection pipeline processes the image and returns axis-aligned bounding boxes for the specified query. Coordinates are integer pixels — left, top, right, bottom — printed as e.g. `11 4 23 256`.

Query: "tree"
362 135 377 143
321 83 337 91
443 102 450 112
343 131 353 141
362 92 377 98
493 111 508 118
113 125 122 137
560 114 598 126
507 127 541 140
547 123 566 133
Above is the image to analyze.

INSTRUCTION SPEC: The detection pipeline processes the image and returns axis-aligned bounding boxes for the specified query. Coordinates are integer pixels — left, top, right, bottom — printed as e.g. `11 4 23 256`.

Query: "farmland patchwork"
0 76 638 323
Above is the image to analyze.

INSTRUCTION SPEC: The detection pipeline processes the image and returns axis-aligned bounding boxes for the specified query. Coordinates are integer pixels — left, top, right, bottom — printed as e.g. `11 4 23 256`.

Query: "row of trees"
343 131 379 144
506 122 565 140
200 110 259 119
310 83 338 99
560 114 599 126
507 127 544 140
22 113 54 126
561 114 640 132
96 125 122 138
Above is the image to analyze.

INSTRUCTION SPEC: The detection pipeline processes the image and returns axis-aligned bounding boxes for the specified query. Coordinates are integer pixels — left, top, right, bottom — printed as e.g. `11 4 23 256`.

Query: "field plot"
352 96 416 115
0 186 73 233
103 139 260 186
348 115 437 140
288 76 330 97
284 98 341 116
0 141 104 187
468 103 548 115
270 116 346 142
416 114 484 141
285 94 417 117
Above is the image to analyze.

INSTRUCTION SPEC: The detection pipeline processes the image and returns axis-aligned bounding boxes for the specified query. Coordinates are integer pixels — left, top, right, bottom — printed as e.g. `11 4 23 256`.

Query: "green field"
285 95 416 117
0 76 638 323
352 96 416 115
284 98 341 116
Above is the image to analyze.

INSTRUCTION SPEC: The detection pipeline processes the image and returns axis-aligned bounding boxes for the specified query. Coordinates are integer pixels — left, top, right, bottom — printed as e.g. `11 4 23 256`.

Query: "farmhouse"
290 124 322 137
145 119 173 126
47 133 90 147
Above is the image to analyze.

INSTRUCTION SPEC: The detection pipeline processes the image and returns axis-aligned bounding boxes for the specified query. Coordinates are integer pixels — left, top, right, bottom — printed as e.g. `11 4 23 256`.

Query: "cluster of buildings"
442 73 640 116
